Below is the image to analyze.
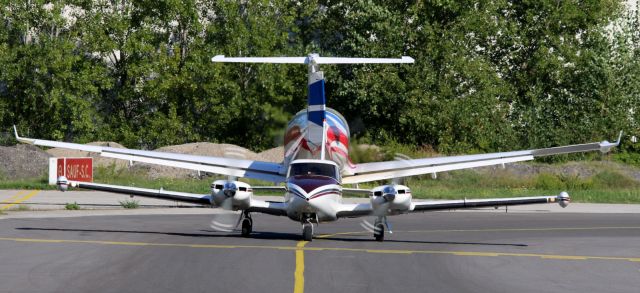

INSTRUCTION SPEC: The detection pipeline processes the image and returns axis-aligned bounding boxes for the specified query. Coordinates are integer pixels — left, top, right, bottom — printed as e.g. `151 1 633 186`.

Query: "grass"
94 165 211 194
12 204 31 211
65 202 81 210
0 177 56 190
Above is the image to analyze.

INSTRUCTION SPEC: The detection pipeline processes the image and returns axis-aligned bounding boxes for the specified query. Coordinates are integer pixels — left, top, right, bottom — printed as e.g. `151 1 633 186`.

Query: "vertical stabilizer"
211 53 414 164
306 55 326 158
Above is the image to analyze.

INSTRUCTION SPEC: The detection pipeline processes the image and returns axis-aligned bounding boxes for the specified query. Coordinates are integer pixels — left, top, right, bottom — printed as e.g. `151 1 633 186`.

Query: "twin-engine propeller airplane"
14 54 621 241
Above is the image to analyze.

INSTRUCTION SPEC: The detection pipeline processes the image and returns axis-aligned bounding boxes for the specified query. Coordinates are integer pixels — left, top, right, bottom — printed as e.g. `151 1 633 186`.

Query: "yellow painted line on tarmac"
0 236 638 263
453 251 501 257
293 241 308 293
317 226 640 239
0 190 40 210
316 231 366 238
540 255 588 260
365 249 412 254
0 190 29 205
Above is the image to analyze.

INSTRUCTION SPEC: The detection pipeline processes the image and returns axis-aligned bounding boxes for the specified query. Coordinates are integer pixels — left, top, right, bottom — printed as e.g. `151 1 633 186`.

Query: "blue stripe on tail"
307 79 325 125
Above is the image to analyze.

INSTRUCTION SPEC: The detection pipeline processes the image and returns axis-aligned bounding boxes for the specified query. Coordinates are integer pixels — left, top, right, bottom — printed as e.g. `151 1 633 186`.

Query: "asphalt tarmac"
0 211 639 293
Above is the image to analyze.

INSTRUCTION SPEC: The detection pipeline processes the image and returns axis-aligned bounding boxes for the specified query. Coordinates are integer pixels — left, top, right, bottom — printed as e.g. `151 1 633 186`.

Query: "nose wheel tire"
241 218 253 237
374 222 385 242
302 223 313 241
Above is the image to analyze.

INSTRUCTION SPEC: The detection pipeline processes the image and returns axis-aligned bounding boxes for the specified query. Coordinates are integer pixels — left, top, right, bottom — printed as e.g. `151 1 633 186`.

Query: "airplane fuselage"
282 108 352 223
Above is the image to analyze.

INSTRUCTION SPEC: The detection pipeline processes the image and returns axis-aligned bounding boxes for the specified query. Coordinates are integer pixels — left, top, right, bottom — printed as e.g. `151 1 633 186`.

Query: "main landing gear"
241 211 253 237
373 218 384 242
373 216 391 242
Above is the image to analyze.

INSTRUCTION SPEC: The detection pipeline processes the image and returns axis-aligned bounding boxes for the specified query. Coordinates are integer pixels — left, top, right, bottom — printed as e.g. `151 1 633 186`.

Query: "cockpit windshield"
289 162 338 179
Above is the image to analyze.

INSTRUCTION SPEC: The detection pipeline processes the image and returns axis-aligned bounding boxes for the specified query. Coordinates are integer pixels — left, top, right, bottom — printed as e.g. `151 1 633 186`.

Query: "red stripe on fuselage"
309 191 341 199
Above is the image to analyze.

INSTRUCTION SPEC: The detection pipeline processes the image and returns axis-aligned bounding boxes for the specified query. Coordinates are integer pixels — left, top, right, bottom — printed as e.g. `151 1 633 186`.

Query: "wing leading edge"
14 126 285 183
335 193 570 218
344 133 622 184
62 180 288 216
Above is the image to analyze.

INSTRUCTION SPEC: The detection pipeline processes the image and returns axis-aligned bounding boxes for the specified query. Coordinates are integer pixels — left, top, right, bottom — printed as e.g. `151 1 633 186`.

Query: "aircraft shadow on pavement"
317 236 528 247
16 227 304 241
15 227 527 246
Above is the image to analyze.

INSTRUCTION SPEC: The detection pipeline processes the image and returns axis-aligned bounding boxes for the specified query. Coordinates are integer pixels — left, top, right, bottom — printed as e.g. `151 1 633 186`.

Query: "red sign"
57 158 93 182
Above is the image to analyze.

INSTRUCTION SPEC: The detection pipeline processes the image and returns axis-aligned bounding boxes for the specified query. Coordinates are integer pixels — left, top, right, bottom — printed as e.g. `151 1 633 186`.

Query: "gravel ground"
133 143 283 179
0 144 50 180
475 160 640 181
47 141 129 169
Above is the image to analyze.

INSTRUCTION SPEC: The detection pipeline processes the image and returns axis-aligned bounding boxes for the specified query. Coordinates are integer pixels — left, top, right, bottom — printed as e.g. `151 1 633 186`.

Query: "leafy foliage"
0 0 638 154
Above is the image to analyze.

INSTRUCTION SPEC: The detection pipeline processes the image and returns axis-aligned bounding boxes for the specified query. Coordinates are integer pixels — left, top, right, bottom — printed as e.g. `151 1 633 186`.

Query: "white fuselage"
281 159 344 222
284 180 343 222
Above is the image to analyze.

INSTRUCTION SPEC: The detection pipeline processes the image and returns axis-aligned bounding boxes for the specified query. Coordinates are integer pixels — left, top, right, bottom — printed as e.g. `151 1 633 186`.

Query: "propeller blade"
391 153 413 185
384 216 393 234
233 212 244 230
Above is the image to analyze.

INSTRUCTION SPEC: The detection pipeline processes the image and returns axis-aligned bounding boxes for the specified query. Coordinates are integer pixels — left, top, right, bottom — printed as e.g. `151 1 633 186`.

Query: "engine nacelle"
558 191 570 208
57 176 69 192
370 184 412 215
210 180 252 210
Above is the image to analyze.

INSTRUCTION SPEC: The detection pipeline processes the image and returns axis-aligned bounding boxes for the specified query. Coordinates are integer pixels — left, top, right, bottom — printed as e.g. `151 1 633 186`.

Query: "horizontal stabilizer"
211 55 414 65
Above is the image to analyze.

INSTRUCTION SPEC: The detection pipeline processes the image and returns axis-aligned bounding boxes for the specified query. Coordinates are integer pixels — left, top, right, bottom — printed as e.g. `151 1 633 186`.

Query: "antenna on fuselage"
211 54 414 162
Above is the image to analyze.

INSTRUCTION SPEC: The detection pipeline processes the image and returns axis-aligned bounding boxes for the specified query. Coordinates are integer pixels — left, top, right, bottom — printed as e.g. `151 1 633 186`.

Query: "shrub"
534 173 564 190
591 170 639 189
65 202 80 210
558 174 593 190
15 204 30 211
119 199 140 209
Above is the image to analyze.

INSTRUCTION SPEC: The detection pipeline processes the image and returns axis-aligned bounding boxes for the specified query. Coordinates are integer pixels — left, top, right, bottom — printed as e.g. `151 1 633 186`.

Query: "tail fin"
306 65 326 158
211 53 414 160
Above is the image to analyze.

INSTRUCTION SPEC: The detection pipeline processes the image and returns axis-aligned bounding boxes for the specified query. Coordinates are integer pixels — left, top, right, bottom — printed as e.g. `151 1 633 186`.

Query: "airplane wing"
343 133 622 184
14 126 285 183
66 181 212 205
336 193 569 218
62 180 288 216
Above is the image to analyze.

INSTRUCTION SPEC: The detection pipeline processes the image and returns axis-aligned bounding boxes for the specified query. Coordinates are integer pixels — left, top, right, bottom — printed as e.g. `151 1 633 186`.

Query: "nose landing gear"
301 214 315 241
302 223 313 241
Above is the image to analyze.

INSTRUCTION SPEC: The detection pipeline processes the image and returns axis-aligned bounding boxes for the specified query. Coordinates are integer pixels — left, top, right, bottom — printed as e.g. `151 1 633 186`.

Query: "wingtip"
401 56 415 63
617 130 623 145
12 125 35 144
211 55 225 62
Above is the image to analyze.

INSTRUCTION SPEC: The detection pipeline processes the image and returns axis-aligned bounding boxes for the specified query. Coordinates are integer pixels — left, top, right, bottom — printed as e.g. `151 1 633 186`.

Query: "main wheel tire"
241 218 253 237
374 223 385 242
302 223 313 241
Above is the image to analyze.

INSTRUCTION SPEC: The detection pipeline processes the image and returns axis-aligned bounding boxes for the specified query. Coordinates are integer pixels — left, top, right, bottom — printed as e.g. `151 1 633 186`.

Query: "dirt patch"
257 146 284 163
2 141 284 180
0 144 51 180
133 143 283 179
46 142 129 169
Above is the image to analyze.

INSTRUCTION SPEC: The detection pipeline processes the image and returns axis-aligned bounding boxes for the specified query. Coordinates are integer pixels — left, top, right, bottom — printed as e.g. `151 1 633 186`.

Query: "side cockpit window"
289 163 337 179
